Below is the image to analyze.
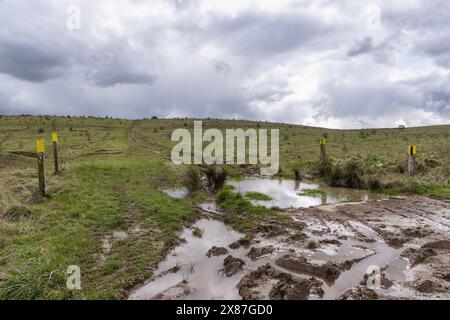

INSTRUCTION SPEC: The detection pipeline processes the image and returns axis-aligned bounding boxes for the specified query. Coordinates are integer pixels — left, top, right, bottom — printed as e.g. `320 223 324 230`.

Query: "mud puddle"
129 219 276 300
130 191 449 300
228 177 377 209
128 218 410 300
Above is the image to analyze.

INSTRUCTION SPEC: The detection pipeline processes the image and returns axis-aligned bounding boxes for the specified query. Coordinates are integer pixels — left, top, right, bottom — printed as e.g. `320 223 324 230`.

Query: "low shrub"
184 166 202 192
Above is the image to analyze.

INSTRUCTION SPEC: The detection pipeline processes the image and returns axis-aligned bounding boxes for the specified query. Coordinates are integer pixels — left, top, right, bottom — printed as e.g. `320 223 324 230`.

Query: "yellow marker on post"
408 145 416 176
319 137 326 162
36 139 46 195
52 132 60 174
36 139 45 153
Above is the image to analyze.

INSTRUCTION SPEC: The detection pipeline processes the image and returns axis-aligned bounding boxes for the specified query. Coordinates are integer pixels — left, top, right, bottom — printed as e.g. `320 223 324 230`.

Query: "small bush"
318 160 332 178
329 164 344 187
203 166 228 192
392 164 405 174
320 158 366 188
424 158 440 168
342 159 365 188
192 227 203 238
367 175 382 190
184 166 202 192
2 205 32 221
38 128 45 133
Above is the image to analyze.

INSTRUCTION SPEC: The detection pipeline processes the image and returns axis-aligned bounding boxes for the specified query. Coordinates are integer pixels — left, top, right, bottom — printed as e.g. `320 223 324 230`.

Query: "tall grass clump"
203 166 228 192
319 158 366 189
184 166 202 192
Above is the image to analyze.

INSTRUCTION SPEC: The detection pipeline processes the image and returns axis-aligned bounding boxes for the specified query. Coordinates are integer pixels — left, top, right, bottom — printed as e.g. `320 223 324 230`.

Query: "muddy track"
129 195 450 300
127 121 171 160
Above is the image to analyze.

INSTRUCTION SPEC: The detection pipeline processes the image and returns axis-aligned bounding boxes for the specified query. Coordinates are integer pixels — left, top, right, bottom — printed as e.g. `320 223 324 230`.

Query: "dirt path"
127 121 171 160
129 196 450 300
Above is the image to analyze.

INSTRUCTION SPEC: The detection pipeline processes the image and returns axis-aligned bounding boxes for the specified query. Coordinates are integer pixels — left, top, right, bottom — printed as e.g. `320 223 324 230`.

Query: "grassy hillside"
0 115 449 299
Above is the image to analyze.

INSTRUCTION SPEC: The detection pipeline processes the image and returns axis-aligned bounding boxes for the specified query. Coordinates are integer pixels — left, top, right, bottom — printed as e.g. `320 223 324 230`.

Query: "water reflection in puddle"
129 218 410 300
163 187 189 199
228 177 376 209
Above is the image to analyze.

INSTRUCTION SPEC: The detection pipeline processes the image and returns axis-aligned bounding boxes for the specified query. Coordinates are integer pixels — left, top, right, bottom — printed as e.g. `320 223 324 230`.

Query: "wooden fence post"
36 139 46 196
52 132 60 174
408 145 416 176
320 137 326 162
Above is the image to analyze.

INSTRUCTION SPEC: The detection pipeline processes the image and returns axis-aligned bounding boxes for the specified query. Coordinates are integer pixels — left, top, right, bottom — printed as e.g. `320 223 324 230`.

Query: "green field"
0 115 449 299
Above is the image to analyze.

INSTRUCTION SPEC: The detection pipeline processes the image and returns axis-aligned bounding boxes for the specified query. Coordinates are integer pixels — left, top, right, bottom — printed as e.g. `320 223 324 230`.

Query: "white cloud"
0 0 448 128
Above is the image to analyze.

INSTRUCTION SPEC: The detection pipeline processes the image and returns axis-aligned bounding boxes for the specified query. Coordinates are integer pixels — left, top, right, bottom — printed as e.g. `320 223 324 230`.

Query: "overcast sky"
0 0 449 128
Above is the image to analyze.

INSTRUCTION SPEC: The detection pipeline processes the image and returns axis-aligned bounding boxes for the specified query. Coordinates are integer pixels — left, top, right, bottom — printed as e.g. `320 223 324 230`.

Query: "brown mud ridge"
238 264 324 300
285 196 450 299
274 254 359 285
129 196 450 300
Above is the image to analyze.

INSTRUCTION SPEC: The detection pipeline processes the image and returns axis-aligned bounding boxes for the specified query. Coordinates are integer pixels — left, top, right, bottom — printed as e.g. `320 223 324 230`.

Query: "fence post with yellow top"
408 145 416 176
36 139 46 196
320 137 326 162
52 132 60 174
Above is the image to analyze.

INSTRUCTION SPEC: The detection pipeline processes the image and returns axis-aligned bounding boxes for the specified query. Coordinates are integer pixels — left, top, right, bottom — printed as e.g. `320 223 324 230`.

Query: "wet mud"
129 184 450 300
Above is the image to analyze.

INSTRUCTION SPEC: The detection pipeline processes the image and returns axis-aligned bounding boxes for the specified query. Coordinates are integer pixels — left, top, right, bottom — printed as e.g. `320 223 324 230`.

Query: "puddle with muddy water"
162 187 189 199
227 177 377 209
129 218 410 300
133 179 411 300
129 219 252 299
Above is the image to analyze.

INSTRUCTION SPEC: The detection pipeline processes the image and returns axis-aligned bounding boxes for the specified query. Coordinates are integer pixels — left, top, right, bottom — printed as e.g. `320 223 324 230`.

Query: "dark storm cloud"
198 11 330 57
0 38 66 82
427 91 450 116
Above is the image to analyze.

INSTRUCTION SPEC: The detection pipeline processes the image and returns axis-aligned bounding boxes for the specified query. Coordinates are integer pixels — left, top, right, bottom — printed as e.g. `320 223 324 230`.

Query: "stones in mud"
374 228 408 248
270 279 311 300
402 227 432 238
440 273 450 282
401 247 436 266
275 254 341 284
360 271 393 289
339 286 378 300
423 240 450 250
1 205 32 221
319 239 341 245
386 235 409 248
223 255 245 277
237 264 323 300
229 238 251 250
415 280 445 293
206 246 228 257
247 246 274 261
152 281 192 300
253 223 284 237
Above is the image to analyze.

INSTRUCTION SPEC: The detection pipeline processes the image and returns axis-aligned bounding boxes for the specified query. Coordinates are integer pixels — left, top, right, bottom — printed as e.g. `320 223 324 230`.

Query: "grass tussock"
192 227 203 238
244 191 273 201
318 156 449 198
203 166 228 192
297 189 327 197
183 166 202 193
